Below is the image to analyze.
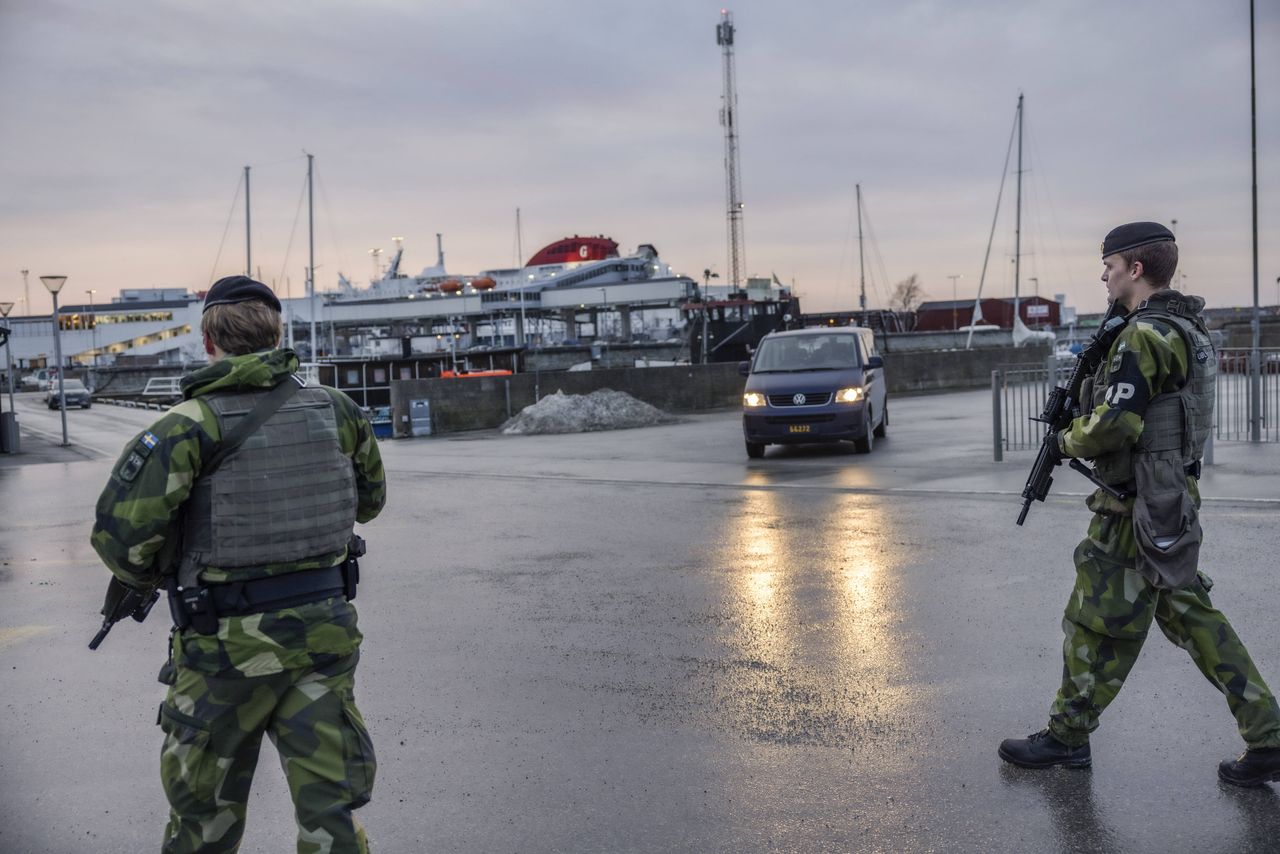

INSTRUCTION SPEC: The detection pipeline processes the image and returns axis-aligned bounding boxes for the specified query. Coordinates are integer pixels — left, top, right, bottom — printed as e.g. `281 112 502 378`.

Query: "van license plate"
788 424 811 433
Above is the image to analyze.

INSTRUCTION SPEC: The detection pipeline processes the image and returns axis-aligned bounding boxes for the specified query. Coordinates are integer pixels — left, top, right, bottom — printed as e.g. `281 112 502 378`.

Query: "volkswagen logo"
792 393 807 405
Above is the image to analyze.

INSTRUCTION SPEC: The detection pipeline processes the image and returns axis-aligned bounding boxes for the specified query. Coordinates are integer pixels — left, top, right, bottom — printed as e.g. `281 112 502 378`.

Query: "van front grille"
768 392 832 407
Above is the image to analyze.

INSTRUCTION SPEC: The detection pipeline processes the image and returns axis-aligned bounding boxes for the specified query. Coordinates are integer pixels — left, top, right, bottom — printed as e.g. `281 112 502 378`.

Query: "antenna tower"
717 10 745 288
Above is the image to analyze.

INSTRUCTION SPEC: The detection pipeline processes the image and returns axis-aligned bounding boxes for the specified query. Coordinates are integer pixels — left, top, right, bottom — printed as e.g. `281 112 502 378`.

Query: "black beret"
203 276 282 314
1101 222 1175 257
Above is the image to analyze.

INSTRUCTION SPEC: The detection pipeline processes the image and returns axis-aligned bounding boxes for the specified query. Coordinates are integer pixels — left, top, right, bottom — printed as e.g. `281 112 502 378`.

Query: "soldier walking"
1000 222 1280 786
92 276 386 851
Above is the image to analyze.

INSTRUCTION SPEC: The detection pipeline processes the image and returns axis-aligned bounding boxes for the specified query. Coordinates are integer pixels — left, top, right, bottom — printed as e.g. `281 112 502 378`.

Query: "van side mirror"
738 360 751 377
867 355 884 369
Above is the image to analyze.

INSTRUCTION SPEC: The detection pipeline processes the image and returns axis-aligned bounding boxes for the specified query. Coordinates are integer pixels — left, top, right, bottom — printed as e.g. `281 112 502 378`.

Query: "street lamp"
40 275 69 446
0 300 16 452
86 288 98 368
0 302 14 394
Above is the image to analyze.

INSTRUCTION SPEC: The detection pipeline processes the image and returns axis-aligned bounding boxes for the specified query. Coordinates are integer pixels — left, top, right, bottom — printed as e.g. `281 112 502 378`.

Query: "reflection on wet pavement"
705 488 921 749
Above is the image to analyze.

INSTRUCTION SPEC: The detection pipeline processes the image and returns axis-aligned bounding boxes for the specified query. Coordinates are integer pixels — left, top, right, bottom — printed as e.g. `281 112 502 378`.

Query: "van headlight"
743 392 767 408
835 387 865 403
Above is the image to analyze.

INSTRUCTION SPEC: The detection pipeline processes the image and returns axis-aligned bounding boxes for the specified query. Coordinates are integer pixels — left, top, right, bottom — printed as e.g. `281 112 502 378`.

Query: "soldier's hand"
100 576 144 620
1046 431 1066 467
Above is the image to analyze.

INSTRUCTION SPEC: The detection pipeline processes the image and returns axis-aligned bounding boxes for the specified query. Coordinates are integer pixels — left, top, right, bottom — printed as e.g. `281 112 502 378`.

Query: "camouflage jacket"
1059 291 1203 513
91 349 386 675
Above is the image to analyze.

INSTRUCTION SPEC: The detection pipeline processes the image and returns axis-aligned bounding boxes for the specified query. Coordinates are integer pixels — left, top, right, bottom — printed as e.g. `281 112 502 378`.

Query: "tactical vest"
1089 294 1216 487
178 385 358 587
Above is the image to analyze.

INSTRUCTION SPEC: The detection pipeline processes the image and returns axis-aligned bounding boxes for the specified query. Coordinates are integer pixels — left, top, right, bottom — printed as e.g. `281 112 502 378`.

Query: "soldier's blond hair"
201 301 282 355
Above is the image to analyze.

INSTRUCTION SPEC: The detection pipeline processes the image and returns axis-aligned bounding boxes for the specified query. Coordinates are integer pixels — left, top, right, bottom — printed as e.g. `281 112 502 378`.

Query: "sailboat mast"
307 152 316 358
856 183 866 311
244 165 252 277
515 208 526 347
1014 93 1023 323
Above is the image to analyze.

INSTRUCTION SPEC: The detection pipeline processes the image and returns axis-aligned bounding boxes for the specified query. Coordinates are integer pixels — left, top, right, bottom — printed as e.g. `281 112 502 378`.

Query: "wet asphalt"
2 388 1279 853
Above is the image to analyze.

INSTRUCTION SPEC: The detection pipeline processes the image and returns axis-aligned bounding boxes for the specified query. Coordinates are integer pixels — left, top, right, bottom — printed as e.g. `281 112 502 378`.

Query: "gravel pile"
502 389 679 435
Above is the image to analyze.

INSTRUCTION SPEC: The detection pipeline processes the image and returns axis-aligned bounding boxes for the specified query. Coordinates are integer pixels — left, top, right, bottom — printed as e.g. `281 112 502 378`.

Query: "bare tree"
890 274 926 313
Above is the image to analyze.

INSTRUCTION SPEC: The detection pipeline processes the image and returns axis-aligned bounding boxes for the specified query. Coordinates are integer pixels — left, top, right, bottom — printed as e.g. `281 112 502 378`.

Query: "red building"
914 296 1061 331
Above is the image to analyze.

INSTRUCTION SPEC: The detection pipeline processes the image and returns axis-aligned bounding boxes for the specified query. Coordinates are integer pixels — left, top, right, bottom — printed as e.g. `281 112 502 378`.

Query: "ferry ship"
334 234 676 303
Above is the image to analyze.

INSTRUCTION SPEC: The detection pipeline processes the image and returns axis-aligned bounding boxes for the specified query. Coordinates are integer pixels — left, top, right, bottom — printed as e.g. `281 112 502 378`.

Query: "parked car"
46 378 92 409
22 368 56 391
739 326 888 459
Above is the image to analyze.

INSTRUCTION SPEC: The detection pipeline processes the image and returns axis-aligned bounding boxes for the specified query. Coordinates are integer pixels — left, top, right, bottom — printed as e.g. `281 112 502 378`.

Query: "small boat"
440 369 513 378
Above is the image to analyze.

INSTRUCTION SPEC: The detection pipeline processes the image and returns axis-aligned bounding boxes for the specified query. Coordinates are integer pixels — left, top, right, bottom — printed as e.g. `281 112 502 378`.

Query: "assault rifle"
1016 301 1131 526
89 577 160 650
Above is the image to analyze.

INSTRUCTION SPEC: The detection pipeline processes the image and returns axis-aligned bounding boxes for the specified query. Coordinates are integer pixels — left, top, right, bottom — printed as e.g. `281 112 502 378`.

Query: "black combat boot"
1218 747 1280 787
998 729 1092 769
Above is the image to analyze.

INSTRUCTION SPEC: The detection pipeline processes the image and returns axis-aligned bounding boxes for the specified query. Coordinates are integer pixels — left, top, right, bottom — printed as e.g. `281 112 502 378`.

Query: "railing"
994 348 1280 460
991 360 1060 460
1215 348 1280 442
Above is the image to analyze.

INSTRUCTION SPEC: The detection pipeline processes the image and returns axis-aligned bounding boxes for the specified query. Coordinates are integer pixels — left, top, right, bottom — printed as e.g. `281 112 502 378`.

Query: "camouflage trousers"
1048 511 1280 749
158 651 375 853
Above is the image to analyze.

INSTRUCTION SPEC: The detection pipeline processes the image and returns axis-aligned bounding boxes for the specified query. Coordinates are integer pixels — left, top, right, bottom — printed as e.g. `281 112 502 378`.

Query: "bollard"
992 370 1003 462
0 411 18 454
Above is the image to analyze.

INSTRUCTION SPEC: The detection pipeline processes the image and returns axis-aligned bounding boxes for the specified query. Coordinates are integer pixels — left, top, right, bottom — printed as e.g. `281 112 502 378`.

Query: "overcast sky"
1 0 1276 317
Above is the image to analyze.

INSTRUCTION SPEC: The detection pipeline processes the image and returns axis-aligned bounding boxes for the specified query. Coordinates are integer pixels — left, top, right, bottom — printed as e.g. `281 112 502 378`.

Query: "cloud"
0 0 1276 315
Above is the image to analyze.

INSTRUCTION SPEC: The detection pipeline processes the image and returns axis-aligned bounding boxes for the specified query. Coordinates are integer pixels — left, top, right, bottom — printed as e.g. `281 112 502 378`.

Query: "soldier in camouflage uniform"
999 222 1280 786
92 276 386 851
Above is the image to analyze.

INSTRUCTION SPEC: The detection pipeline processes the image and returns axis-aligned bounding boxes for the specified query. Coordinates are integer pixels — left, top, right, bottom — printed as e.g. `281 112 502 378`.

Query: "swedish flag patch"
118 431 160 482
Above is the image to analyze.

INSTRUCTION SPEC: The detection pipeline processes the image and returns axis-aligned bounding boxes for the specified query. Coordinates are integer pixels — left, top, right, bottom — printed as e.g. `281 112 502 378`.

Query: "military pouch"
178 586 220 635
1132 451 1201 589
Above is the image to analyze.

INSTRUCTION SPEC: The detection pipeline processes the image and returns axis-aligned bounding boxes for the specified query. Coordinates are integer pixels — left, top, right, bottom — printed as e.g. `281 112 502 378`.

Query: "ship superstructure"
333 234 675 303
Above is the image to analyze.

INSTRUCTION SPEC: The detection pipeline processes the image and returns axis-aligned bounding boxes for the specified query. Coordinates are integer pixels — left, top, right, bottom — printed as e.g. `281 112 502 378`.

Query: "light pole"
0 300 14 400
1029 276 1038 298
0 301 16 453
86 288 98 369
41 275 69 447
948 275 962 330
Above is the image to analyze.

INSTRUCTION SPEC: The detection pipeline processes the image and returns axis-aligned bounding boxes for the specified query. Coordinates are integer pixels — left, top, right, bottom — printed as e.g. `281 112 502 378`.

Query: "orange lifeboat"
441 369 513 378
439 279 462 294
470 276 497 291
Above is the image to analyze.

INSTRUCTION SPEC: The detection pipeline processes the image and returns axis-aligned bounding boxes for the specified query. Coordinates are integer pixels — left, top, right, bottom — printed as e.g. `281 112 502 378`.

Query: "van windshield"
752 334 861 372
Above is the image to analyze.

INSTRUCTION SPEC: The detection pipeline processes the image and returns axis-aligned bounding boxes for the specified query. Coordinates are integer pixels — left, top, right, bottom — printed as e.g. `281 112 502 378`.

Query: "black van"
739 327 887 459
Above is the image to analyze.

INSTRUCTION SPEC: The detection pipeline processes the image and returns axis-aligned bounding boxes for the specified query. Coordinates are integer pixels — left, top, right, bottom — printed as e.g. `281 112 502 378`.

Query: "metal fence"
990 361 1059 460
993 348 1280 460
1215 348 1280 442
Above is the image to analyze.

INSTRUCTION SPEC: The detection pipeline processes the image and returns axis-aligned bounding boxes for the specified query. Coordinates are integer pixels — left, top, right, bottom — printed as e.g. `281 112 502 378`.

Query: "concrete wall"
391 363 743 437
389 344 1046 437
881 329 1015 351
523 342 685 371
885 344 1051 393
87 364 196 394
